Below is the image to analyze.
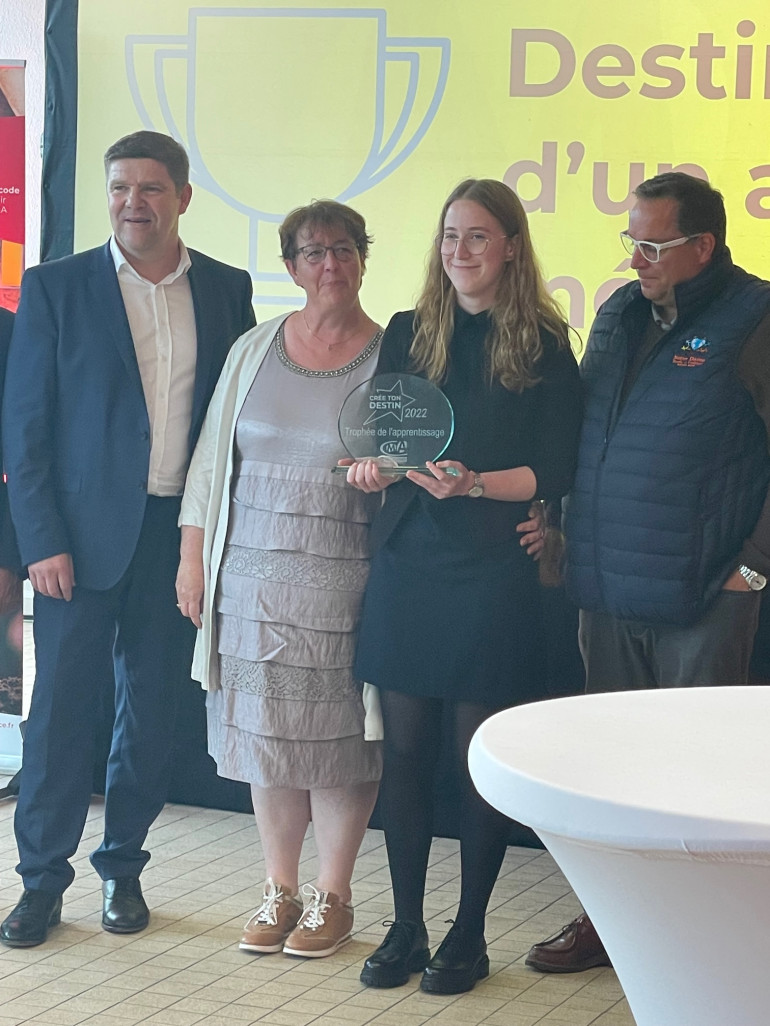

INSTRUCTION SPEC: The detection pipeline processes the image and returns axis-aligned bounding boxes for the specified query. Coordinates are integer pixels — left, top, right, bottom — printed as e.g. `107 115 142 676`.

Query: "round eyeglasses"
619 232 702 263
439 232 510 256
296 243 358 264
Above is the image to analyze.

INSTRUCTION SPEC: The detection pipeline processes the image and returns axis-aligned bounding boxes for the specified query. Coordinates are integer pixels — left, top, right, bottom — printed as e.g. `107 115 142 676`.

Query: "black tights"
378 690 511 937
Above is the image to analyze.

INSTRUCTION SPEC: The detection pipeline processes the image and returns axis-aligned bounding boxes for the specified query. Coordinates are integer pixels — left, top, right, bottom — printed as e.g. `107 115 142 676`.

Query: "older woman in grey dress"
176 201 382 958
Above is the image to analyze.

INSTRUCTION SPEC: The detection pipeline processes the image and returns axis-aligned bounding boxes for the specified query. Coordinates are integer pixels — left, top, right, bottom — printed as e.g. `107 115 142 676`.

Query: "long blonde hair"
411 179 570 391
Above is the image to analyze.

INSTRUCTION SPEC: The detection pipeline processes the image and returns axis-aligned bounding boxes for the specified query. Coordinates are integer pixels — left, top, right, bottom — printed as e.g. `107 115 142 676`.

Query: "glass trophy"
333 373 454 475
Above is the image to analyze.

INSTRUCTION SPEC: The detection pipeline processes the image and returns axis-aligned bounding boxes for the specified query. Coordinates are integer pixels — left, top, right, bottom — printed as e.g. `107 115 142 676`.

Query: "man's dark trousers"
16 496 195 892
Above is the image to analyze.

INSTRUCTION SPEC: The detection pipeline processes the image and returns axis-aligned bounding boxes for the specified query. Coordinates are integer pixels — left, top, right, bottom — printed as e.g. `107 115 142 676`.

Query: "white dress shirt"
110 237 198 496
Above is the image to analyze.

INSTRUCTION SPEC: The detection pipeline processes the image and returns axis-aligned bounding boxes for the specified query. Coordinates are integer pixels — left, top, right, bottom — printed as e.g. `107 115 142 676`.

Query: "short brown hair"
104 131 190 194
279 200 373 263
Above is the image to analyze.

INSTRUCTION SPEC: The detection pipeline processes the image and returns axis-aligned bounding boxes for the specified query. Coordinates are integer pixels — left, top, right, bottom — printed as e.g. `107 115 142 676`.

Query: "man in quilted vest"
525 172 770 973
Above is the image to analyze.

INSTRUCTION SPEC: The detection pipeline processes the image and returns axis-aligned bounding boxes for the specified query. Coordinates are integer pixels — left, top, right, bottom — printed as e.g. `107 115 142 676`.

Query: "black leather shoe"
360 920 431 988
102 877 149 934
0 889 63 948
420 924 489 994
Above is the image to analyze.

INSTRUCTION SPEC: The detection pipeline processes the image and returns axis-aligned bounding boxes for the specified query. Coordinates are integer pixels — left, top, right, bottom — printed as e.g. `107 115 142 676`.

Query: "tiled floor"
5 621 634 1025
0 784 634 1026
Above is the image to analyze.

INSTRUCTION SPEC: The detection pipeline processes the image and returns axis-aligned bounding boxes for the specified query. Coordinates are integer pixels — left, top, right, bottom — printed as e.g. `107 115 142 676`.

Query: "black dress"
354 307 582 708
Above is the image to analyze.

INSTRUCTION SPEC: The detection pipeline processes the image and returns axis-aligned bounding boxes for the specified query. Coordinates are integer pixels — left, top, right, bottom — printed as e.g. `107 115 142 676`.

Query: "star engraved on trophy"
363 380 416 425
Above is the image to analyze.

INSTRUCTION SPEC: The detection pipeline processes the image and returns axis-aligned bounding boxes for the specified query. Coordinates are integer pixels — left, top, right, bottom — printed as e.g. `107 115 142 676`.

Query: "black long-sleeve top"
369 307 583 552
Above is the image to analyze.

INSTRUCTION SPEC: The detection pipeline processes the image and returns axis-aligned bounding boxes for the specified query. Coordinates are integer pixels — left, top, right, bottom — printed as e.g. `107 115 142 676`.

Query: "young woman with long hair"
346 179 582 994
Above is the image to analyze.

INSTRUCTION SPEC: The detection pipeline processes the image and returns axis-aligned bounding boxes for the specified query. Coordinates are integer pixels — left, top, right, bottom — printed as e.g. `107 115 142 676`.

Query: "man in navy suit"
0 132 255 947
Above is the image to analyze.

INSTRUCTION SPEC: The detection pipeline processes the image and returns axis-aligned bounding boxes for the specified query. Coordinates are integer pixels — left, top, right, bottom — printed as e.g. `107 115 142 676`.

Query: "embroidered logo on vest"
673 337 709 367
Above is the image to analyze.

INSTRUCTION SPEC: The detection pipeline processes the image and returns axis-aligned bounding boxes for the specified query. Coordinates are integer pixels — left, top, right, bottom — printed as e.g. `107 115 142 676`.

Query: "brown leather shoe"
525 913 611 973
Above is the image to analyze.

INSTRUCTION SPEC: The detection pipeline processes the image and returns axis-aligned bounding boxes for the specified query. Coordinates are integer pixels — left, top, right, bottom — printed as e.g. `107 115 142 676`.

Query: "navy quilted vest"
566 253 770 624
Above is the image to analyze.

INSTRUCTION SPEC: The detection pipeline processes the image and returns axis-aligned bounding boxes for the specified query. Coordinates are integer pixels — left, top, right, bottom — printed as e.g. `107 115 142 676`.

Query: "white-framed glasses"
297 243 358 264
439 232 510 256
619 232 702 263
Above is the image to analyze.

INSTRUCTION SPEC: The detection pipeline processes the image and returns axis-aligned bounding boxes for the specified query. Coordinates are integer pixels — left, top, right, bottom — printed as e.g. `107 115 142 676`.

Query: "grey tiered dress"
206 326 383 789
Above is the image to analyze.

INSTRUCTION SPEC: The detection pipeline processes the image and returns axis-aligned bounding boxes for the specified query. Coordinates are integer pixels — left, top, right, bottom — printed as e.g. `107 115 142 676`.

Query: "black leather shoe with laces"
420 923 489 994
102 877 149 934
0 889 63 948
360 920 431 988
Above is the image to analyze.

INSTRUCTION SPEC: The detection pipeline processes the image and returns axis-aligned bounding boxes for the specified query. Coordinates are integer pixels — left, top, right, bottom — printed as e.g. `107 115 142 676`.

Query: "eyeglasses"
296 243 358 264
619 232 702 263
439 232 510 256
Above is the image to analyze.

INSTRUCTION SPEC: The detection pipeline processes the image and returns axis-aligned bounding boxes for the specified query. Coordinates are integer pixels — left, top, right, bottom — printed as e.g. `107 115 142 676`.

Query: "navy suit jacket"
2 242 255 590
0 307 20 574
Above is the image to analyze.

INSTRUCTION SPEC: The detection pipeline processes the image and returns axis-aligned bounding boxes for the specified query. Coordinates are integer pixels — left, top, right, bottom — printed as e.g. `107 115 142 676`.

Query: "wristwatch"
738 564 767 591
468 473 484 498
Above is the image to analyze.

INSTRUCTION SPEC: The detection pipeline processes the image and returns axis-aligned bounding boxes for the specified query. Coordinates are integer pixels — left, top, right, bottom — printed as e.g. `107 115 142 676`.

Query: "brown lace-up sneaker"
282 884 353 958
239 878 303 953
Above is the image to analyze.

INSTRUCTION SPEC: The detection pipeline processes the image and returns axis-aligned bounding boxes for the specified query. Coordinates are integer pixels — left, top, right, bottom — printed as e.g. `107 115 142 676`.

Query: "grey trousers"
579 590 762 693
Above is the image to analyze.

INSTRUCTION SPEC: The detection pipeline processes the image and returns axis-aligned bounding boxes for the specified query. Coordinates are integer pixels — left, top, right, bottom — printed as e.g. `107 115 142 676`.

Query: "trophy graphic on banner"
125 7 450 305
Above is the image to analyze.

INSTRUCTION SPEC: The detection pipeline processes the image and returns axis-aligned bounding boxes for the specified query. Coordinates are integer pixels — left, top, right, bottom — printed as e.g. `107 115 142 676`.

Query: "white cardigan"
180 315 283 690
179 313 384 739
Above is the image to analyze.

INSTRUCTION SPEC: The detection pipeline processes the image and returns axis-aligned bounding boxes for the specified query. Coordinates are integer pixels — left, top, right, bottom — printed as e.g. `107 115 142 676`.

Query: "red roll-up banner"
0 62 25 314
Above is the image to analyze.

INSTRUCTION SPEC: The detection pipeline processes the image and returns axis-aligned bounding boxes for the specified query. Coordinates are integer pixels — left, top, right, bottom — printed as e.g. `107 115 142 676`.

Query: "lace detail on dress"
219 654 358 699
221 544 370 591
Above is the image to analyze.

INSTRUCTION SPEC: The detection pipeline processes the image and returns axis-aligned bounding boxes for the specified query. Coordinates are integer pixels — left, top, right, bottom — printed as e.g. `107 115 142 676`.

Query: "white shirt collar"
109 235 192 284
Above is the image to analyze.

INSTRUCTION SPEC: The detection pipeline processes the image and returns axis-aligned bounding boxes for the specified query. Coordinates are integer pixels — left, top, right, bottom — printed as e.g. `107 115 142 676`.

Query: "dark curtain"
41 0 78 261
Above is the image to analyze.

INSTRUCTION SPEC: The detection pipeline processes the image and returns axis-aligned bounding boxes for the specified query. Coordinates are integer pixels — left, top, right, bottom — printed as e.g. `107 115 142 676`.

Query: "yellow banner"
75 1 770 328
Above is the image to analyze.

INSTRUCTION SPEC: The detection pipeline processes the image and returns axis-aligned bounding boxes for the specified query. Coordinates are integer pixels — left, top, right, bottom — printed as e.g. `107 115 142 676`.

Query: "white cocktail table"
469 686 770 1026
